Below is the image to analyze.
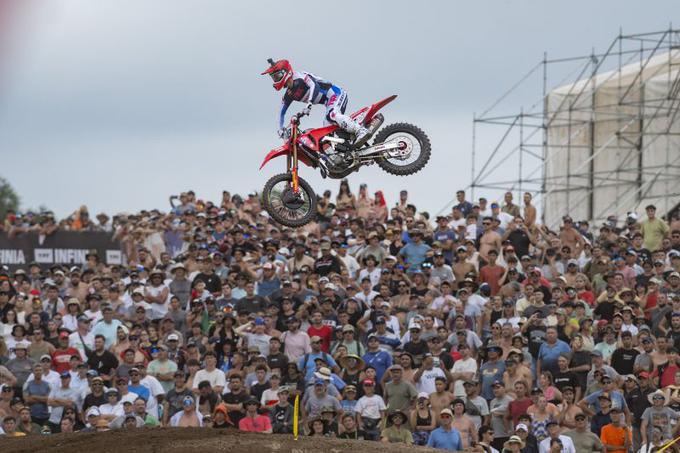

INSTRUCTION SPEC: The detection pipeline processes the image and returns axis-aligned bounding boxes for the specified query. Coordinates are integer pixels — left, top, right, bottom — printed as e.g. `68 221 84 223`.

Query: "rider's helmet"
261 58 293 91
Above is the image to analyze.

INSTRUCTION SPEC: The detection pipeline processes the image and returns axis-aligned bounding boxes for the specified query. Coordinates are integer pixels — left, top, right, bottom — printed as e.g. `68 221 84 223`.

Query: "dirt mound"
3 428 440 453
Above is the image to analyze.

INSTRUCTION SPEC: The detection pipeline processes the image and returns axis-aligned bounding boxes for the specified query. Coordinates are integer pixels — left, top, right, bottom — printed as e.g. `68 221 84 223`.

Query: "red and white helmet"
261 58 293 91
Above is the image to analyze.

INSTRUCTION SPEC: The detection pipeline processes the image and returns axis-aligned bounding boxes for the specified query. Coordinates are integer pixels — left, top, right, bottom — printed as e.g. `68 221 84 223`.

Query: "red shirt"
52 347 80 373
238 415 272 432
479 264 505 296
308 324 333 352
658 363 679 388
508 397 532 426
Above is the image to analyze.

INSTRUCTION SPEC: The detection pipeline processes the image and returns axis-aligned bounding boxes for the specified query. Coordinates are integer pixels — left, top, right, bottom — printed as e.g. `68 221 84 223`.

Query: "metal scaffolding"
458 27 680 228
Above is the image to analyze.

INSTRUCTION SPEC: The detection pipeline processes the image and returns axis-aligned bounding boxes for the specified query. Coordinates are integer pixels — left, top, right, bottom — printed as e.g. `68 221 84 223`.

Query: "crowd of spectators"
2 183 680 453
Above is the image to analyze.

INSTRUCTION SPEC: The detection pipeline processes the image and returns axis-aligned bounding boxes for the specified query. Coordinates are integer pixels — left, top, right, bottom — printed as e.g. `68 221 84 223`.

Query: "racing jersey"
279 71 340 128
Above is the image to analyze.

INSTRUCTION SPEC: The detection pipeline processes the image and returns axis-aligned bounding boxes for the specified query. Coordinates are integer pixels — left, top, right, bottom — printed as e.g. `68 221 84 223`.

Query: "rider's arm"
279 98 292 130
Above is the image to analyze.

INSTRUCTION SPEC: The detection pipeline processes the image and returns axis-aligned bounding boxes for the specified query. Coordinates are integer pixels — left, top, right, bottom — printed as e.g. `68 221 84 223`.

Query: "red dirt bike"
259 95 431 227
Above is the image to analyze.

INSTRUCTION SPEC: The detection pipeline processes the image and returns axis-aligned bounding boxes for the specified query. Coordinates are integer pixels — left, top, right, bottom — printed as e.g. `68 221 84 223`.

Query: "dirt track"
2 428 441 453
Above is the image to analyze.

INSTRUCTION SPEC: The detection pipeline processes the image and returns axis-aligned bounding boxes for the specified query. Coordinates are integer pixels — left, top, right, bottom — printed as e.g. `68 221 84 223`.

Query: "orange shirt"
238 415 272 433
600 423 630 453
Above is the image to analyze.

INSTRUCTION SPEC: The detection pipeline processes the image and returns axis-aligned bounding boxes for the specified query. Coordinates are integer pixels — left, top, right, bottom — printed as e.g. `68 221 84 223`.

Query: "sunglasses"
440 414 451 419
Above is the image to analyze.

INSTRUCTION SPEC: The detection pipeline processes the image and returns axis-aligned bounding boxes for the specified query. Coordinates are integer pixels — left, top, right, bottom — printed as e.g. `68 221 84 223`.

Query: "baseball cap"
440 408 454 417
515 423 528 432
167 333 179 341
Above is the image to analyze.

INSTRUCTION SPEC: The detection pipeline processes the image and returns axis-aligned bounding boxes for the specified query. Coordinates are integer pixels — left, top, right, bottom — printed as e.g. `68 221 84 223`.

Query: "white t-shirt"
99 402 124 417
193 368 227 391
451 357 478 397
538 434 576 453
246 333 272 356
416 367 445 394
140 375 165 418
354 394 386 419
69 331 95 361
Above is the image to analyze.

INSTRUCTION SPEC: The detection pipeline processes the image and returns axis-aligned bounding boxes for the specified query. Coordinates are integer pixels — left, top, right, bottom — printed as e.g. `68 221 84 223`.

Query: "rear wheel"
374 123 431 176
261 173 317 228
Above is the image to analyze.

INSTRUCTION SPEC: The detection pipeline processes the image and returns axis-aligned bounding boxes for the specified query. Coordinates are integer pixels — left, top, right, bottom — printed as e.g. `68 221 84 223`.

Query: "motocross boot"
335 113 370 148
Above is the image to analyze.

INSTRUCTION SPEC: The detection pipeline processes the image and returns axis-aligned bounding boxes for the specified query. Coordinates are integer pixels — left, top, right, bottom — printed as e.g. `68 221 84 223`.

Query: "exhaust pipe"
365 113 384 139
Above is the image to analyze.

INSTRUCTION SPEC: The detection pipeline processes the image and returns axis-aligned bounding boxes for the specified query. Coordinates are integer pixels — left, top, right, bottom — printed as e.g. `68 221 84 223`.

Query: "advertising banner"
0 232 124 271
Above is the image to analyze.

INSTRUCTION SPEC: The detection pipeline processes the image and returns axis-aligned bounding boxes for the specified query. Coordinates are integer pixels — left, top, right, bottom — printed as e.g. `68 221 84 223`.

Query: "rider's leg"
325 88 369 146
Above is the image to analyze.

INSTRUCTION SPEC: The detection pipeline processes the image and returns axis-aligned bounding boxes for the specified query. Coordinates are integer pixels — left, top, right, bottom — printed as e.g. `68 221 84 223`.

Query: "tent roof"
551 49 680 96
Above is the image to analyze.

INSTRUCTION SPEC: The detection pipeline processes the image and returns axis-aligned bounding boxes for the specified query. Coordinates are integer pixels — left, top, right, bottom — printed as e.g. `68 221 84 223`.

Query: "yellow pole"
293 394 299 440
658 433 680 452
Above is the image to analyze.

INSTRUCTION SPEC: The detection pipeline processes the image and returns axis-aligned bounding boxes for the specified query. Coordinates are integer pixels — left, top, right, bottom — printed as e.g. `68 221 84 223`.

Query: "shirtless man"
451 398 477 450
170 395 201 427
452 246 476 286
503 358 531 397
523 193 537 228
559 217 585 259
651 336 669 369
428 377 454 423
479 217 503 263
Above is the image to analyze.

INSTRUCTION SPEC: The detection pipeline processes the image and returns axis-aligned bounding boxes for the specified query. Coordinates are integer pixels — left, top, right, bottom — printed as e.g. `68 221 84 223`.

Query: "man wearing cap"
398 229 431 272
479 345 505 401
297 334 338 382
314 242 345 276
51 331 80 374
362 333 393 382
5 343 35 388
599 406 630 453
383 364 418 415
489 380 513 450
147 345 178 393
236 316 273 356
426 408 463 451
67 314 94 362
354 378 386 441
303 378 342 423
237 397 272 433
563 413 603 453
270 386 294 433
46 370 78 432
538 420 576 453
641 205 669 252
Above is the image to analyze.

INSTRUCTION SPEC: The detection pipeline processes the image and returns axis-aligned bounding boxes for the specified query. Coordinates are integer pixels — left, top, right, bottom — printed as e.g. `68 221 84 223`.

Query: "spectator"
238 397 272 433
426 408 463 451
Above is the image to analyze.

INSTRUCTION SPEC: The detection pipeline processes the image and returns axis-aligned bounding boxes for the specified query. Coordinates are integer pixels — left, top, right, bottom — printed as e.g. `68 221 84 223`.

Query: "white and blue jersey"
278 71 347 129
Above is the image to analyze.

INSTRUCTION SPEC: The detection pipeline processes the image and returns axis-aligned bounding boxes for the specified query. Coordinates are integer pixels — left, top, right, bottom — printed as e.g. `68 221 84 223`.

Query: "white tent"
543 49 680 227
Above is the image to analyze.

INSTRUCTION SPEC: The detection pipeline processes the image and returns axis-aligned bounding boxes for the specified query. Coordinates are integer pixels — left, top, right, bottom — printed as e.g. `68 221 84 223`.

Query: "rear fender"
362 94 397 124
259 143 290 170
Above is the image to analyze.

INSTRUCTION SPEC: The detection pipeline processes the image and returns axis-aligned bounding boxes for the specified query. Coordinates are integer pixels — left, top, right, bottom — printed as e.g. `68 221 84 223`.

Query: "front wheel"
374 123 431 176
261 173 318 228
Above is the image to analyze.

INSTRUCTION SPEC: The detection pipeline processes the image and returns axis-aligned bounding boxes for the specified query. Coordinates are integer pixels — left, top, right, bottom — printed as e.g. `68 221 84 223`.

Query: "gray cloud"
0 0 674 216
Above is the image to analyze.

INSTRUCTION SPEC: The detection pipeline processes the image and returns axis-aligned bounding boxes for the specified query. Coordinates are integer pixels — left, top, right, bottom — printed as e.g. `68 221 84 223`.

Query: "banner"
0 231 124 271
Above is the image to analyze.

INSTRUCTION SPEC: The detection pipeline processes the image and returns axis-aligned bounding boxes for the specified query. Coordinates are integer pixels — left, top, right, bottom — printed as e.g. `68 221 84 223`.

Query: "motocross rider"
262 58 369 147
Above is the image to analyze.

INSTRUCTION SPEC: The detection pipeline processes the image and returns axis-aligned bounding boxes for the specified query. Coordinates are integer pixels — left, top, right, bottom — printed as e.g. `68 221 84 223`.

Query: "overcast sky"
0 0 675 218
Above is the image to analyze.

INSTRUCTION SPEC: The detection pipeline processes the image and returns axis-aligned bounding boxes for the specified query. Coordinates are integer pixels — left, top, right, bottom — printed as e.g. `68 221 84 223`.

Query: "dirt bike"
259 95 431 227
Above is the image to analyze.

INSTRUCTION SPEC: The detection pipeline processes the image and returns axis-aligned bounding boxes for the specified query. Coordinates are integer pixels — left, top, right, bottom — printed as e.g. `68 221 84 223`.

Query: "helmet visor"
270 69 287 83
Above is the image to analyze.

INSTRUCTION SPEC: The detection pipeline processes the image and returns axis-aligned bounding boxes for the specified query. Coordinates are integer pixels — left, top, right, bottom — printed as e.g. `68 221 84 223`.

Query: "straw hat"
503 435 525 449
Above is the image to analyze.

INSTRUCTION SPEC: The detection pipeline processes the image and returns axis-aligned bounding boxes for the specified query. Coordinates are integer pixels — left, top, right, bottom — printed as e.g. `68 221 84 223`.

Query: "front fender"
259 143 290 170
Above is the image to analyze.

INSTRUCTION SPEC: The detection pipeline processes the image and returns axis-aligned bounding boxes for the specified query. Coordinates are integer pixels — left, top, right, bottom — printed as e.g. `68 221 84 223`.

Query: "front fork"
287 121 300 193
